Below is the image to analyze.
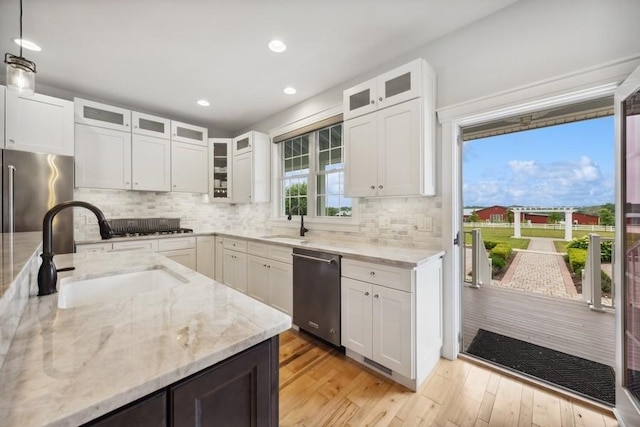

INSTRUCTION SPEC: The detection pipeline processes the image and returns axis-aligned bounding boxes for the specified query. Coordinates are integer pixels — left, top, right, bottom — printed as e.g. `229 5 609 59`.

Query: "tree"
599 208 615 226
284 182 307 215
468 211 480 223
548 212 563 224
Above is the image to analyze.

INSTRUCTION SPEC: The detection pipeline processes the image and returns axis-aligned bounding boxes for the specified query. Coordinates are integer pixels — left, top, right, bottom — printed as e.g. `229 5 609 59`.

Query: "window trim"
269 104 360 232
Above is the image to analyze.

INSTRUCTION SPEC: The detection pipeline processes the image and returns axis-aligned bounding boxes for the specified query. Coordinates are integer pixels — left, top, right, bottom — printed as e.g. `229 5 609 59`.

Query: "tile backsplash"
73 189 442 249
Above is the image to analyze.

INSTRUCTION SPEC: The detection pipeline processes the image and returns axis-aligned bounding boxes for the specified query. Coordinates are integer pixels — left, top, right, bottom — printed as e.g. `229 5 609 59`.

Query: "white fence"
464 222 615 233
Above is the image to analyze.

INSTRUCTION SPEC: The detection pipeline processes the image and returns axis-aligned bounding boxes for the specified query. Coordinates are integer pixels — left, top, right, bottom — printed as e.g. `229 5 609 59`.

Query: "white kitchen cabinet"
196 236 215 279
162 248 196 270
343 59 424 120
75 98 131 132
75 123 132 190
231 131 270 204
0 86 5 148
5 91 74 155
112 239 159 252
343 58 436 197
247 246 293 316
75 242 113 253
132 111 171 139
214 236 224 282
171 121 208 146
158 237 196 270
171 141 208 193
341 255 443 390
132 134 171 192
223 249 248 294
341 277 412 378
209 138 232 202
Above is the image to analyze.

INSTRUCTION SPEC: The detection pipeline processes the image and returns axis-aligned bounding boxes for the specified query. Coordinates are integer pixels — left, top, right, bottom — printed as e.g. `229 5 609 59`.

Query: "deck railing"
464 228 492 288
582 233 614 311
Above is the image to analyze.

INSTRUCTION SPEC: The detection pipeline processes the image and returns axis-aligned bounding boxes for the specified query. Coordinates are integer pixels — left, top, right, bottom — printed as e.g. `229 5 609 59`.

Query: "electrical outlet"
418 216 433 231
379 215 390 229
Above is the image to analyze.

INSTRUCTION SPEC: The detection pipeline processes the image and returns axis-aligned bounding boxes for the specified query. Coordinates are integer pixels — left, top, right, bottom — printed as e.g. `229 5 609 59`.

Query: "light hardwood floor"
279 330 618 427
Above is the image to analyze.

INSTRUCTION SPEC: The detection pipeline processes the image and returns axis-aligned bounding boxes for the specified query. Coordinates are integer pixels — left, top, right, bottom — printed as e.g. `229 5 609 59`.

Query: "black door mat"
466 329 615 405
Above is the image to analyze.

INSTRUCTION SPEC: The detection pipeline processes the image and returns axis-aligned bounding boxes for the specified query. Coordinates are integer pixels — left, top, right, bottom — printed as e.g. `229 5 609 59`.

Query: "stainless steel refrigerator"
1 150 74 254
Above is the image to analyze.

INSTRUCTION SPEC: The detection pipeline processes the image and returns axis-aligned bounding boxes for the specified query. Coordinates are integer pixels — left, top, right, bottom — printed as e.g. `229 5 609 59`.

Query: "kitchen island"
0 245 291 426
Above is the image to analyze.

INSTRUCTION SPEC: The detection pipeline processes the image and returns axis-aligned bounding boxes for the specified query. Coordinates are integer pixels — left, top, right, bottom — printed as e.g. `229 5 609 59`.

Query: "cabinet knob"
134 125 138 129
173 185 177 187
125 181 130 185
370 271 376 276
365 292 370 296
370 185 375 190
8 139 15 144
370 100 375 105
379 97 383 102
126 124 129 127
378 185 383 189
374 294 379 298
134 182 139 185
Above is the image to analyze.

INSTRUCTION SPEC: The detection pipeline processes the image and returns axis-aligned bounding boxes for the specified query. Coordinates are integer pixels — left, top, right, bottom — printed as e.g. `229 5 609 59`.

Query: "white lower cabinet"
341 277 412 378
162 248 196 270
247 254 292 316
214 236 224 282
196 236 215 279
341 255 443 390
223 249 248 294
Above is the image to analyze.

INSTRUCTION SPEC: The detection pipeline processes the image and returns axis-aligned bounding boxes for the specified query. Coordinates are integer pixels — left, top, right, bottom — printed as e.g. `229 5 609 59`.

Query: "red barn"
474 206 509 222
573 212 599 225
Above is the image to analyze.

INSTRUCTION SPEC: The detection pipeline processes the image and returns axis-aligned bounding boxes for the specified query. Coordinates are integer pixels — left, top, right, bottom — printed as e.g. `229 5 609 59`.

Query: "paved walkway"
465 237 612 305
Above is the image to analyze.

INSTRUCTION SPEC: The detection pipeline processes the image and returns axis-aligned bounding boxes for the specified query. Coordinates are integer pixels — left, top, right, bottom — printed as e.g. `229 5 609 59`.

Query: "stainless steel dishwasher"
292 248 341 347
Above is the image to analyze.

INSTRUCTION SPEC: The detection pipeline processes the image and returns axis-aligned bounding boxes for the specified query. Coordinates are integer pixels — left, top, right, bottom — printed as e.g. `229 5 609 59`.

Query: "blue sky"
463 116 614 207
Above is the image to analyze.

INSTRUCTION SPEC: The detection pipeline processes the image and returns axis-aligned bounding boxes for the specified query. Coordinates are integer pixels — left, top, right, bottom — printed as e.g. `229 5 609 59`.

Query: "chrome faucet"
38 201 113 296
287 205 309 237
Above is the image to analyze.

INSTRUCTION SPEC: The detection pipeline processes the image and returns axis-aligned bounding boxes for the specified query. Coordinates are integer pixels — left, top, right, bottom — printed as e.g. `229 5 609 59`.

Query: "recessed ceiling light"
268 40 286 53
197 99 210 107
13 38 41 52
283 87 296 95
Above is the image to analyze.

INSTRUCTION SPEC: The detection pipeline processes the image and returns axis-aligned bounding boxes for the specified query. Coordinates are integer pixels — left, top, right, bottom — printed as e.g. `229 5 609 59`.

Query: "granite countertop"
0 249 291 427
78 230 444 268
1 232 42 295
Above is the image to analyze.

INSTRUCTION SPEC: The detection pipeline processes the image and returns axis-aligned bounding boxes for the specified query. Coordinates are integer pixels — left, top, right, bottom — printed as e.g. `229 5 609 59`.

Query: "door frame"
614 63 640 427
437 57 639 361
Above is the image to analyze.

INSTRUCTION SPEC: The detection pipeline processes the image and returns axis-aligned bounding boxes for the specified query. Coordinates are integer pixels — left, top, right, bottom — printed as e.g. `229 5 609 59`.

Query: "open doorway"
461 97 617 404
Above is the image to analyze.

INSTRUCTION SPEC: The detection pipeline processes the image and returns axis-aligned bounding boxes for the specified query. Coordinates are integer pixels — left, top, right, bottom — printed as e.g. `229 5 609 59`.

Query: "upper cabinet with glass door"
132 111 171 139
343 59 424 120
74 98 131 132
171 120 208 146
209 138 232 202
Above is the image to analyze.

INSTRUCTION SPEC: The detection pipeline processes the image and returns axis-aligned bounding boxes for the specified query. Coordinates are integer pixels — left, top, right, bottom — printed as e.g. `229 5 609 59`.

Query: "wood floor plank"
277 330 617 427
532 389 562 427
489 376 523 426
518 385 534 427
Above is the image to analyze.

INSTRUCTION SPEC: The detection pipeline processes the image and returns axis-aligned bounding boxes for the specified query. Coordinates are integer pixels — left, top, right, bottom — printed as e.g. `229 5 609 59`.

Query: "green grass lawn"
463 226 615 251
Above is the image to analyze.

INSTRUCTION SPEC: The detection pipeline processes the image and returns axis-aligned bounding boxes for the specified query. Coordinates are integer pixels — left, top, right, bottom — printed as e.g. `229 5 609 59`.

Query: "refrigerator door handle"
8 165 15 233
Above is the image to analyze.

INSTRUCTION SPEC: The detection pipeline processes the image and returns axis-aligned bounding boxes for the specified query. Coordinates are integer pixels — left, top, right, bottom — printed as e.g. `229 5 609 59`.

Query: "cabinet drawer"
223 237 247 252
158 237 196 251
112 239 159 252
268 245 292 264
342 258 412 292
76 242 113 253
247 241 269 257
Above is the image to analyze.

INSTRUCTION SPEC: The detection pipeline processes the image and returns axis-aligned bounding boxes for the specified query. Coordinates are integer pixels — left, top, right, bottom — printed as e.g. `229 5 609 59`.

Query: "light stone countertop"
0 249 291 427
78 229 444 268
1 232 42 295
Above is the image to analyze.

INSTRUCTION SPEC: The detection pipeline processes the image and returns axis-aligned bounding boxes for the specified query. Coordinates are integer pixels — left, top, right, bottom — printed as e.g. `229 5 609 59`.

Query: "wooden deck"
463 283 616 367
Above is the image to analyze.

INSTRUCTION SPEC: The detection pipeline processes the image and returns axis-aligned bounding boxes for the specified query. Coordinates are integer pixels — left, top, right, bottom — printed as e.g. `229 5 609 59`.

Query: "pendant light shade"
5 53 36 95
4 0 37 95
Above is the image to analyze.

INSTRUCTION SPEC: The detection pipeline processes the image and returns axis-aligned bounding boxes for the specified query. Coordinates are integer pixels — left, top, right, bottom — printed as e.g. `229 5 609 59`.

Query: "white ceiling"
1 0 518 134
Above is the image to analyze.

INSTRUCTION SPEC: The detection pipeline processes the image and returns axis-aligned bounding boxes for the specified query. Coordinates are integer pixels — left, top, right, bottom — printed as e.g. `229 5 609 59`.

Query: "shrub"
566 235 612 262
567 248 587 274
601 270 612 294
491 255 506 270
488 243 512 274
484 240 499 250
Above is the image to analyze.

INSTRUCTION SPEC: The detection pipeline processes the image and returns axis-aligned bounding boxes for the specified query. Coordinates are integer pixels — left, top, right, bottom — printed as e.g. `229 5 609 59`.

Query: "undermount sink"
58 267 187 309
259 235 308 244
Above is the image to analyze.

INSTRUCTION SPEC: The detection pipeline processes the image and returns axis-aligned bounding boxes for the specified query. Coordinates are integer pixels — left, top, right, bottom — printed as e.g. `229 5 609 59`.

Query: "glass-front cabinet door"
209 138 232 202
616 63 640 426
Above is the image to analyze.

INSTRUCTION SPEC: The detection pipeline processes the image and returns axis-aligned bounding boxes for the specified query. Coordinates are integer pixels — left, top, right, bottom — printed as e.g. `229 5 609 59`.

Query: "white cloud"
464 156 612 206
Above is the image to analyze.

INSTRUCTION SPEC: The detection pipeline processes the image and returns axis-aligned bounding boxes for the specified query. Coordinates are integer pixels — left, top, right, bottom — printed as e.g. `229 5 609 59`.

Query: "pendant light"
4 0 37 95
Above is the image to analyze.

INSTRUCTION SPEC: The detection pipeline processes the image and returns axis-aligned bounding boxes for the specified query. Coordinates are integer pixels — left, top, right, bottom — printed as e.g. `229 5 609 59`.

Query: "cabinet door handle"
364 292 370 296
370 185 375 190
378 185 383 189
374 294 379 298
370 100 375 105
379 97 383 102
8 139 15 144
370 271 376 276
126 123 129 127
